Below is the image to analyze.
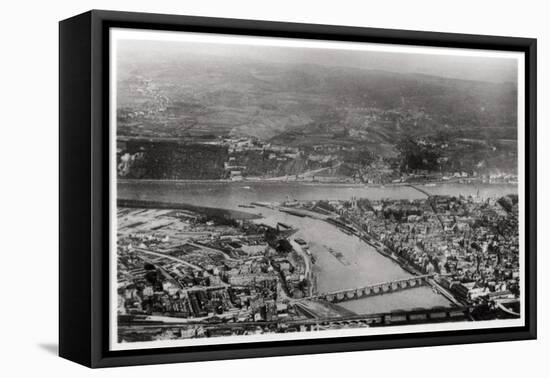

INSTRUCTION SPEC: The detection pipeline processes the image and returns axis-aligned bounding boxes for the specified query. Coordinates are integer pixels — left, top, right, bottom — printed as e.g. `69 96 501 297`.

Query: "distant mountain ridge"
117 54 517 151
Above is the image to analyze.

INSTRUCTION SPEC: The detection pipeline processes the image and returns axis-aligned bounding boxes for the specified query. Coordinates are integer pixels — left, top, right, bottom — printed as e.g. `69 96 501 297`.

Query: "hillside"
116 52 518 179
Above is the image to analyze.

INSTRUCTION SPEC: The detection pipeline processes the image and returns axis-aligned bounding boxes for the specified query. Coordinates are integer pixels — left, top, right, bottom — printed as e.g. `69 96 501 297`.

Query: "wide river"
118 180 517 315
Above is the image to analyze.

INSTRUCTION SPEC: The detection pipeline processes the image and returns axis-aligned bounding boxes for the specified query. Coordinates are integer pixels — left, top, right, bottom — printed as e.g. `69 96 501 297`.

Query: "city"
113 36 521 344
116 186 520 343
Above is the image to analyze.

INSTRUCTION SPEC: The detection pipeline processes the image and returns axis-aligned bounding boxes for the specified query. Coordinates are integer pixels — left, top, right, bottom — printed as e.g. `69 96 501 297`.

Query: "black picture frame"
59 9 537 368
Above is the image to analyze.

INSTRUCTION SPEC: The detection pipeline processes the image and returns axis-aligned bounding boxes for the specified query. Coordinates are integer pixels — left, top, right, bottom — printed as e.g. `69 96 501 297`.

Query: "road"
186 242 240 261
289 239 313 296
134 247 205 272
263 162 343 182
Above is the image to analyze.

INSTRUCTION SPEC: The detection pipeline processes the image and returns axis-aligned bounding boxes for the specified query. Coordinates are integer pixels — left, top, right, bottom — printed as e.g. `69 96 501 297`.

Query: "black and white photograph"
2 0 548 374
110 28 526 350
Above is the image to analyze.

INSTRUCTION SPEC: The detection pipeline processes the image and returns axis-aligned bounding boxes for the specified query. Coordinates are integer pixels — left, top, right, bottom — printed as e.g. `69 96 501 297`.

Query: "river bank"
118 177 516 189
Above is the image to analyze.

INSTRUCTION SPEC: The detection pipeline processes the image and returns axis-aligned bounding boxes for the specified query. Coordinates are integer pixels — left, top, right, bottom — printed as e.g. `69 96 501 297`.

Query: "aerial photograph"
112 31 522 348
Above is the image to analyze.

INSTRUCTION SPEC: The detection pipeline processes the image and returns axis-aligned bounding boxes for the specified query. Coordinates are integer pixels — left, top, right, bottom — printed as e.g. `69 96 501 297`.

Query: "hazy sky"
117 36 519 84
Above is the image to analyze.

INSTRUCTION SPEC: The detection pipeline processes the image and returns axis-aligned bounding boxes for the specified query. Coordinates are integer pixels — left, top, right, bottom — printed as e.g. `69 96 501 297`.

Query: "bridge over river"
296 274 435 304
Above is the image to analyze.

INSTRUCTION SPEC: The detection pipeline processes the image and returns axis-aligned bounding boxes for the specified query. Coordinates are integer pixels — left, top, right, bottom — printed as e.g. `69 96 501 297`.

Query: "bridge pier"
345 291 356 300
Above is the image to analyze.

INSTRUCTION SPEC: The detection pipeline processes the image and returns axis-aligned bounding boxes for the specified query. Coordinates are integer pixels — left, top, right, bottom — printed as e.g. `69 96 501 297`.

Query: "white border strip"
111 28 523 59
109 28 526 351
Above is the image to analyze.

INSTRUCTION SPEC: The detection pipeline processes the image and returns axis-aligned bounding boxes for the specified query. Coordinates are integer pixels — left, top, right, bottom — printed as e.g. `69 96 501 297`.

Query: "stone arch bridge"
300 274 435 304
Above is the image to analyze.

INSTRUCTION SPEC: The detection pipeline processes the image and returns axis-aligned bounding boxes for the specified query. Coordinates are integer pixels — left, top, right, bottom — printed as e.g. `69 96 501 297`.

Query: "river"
118 180 517 315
